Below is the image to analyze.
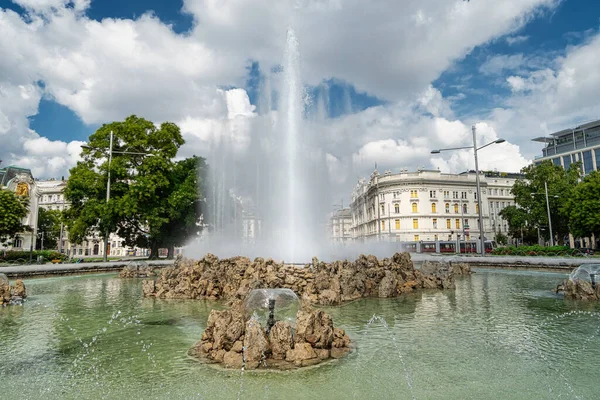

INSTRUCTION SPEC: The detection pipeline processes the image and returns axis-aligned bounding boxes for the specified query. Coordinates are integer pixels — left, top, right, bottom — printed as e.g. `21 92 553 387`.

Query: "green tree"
36 208 62 250
64 115 205 259
498 205 537 245
511 160 580 244
495 231 508 245
566 171 600 239
0 188 29 245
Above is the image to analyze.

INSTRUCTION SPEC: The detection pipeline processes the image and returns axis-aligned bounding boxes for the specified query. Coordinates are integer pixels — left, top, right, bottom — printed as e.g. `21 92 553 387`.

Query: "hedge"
492 245 582 257
0 250 66 263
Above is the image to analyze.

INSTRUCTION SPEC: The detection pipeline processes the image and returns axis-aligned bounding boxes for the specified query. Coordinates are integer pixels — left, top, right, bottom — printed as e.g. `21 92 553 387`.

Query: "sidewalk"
411 253 598 271
0 259 174 278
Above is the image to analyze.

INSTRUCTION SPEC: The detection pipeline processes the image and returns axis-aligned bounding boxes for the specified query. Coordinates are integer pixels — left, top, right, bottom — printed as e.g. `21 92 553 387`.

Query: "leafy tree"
565 171 600 239
36 208 62 250
498 205 537 245
0 188 29 245
511 160 580 244
64 115 205 259
495 231 508 245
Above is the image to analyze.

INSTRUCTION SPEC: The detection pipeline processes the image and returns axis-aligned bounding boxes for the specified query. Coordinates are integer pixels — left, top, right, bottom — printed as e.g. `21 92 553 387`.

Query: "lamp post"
431 125 505 256
81 131 153 262
531 182 558 246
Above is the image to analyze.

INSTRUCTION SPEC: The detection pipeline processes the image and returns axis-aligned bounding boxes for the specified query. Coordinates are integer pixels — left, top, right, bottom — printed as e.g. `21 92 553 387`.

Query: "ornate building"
0 165 39 251
349 169 520 244
1 166 147 257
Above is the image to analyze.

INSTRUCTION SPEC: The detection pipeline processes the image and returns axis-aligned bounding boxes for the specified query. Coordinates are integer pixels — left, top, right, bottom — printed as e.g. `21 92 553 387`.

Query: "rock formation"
119 261 156 278
450 262 472 276
558 265 600 301
562 279 600 300
143 252 455 305
189 301 352 370
0 273 26 306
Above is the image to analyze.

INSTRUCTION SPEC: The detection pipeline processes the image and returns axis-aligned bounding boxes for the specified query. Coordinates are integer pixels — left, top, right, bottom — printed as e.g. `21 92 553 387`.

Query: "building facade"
533 119 600 174
349 169 519 243
0 166 40 252
328 208 352 244
1 170 147 258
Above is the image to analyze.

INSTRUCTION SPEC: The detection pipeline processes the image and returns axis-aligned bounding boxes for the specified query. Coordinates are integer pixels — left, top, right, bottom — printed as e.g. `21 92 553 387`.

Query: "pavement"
0 259 174 278
411 253 599 271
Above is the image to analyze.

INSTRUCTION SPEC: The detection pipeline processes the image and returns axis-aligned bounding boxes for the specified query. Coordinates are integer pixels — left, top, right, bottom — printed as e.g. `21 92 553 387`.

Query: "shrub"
0 250 66 263
491 245 582 257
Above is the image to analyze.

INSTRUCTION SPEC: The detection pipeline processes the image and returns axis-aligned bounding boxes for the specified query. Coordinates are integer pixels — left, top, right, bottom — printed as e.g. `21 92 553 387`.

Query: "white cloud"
485 31 600 162
0 0 569 183
480 54 526 75
506 35 529 45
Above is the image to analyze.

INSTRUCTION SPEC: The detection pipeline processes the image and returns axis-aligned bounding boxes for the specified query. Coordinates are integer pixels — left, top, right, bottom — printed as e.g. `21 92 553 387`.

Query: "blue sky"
2 0 600 179
2 0 594 143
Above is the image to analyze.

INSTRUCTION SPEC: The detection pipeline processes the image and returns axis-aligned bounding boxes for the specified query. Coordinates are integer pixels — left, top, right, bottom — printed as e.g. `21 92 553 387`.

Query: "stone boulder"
268 321 294 360
243 319 270 367
451 262 472 275
295 310 334 349
0 275 26 306
563 279 600 301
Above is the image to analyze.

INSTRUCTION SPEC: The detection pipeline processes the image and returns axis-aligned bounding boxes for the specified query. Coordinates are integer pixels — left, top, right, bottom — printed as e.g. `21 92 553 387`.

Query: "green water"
1 269 599 399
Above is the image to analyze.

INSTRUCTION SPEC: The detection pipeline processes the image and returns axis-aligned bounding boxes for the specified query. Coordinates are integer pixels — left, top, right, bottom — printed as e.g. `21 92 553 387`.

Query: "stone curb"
0 260 174 278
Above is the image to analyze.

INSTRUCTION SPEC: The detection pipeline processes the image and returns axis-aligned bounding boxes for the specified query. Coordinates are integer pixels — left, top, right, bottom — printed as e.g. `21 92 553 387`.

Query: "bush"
0 250 66 263
491 245 582 257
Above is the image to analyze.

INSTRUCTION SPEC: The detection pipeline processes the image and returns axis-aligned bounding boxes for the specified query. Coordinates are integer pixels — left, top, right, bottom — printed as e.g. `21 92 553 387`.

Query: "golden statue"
15 182 29 197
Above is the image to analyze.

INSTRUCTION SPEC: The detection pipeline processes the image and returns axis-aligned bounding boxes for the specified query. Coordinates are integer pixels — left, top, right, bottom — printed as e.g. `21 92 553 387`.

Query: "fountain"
558 264 600 300
188 288 352 370
199 28 330 263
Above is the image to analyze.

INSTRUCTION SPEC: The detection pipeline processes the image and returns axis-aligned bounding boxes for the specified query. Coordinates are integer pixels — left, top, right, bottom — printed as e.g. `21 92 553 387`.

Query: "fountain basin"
189 290 352 370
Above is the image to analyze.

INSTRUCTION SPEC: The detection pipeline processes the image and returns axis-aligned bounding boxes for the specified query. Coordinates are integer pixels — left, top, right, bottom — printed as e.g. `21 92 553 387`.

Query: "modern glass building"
532 119 600 175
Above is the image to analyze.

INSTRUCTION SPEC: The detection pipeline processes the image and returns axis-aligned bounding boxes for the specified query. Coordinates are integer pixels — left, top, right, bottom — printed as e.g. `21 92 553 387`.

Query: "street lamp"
81 131 154 262
431 125 505 256
531 182 559 246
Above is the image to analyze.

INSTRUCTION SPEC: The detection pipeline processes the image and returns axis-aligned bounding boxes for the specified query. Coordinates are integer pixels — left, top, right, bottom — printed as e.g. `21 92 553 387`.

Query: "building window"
78 248 83 255
431 203 437 213
430 190 436 198
454 203 459 213
461 191 467 199
563 154 572 170
452 191 458 199
434 234 438 241
379 193 384 200
381 205 385 215
14 237 23 248
381 221 385 231
395 219 400 230
414 235 419 241
476 204 479 213
433 218 438 229
474 191 477 200
395 204 400 213
446 219 451 229
412 203 418 213
443 191 450 199
462 204 468 214
413 219 418 229
445 203 450 213
455 219 460 229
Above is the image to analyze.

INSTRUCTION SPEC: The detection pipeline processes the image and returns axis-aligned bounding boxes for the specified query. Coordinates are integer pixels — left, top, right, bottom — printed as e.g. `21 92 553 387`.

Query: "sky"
1 0 600 186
